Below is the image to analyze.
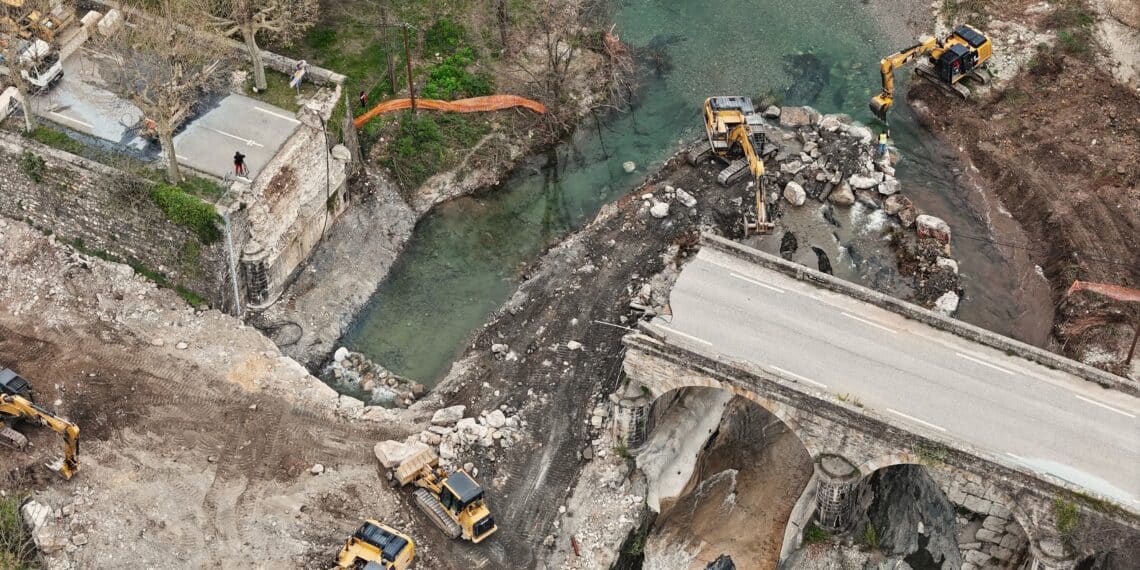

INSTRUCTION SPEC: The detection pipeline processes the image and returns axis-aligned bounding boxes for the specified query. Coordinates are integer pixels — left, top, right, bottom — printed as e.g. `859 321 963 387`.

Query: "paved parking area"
32 50 301 179
172 93 300 180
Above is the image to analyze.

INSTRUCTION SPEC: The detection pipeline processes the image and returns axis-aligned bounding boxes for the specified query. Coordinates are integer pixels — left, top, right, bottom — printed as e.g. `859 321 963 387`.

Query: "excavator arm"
727 125 772 233
870 37 939 121
0 394 80 479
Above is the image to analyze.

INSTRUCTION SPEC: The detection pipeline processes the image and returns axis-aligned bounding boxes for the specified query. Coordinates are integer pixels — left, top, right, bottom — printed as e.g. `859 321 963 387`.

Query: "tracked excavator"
395 448 497 543
335 520 416 569
0 368 80 480
870 25 993 121
687 96 773 235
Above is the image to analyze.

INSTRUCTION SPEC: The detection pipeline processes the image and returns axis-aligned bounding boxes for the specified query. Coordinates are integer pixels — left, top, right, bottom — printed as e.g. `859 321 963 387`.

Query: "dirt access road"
911 0 1140 377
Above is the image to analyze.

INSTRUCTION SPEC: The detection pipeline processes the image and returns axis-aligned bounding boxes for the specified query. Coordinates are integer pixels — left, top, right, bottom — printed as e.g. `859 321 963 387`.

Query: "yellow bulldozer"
870 24 993 121
687 96 773 235
335 520 416 570
0 368 80 480
395 448 497 543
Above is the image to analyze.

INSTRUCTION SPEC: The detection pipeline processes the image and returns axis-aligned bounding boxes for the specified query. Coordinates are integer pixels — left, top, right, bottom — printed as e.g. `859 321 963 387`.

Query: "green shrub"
423 18 465 56
381 113 446 189
863 524 880 550
802 523 831 545
0 495 34 569
19 151 45 183
148 184 222 244
26 126 85 155
1054 498 1079 537
422 48 494 100
305 26 337 50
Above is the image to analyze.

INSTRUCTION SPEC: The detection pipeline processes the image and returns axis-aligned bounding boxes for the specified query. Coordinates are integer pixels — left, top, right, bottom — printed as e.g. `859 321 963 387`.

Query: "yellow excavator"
395 449 497 543
1 368 80 480
687 96 773 234
870 25 993 121
335 520 416 569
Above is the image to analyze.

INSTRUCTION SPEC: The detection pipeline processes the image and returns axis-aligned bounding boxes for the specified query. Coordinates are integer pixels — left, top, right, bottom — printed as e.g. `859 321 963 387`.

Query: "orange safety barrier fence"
353 95 546 129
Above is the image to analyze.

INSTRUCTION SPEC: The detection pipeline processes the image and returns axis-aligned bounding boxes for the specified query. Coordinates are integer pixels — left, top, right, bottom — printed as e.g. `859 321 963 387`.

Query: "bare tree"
206 0 318 93
1 0 62 132
100 0 229 182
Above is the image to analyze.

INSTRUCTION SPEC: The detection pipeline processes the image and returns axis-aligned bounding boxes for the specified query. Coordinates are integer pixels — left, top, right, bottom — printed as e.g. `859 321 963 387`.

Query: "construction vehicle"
335 520 416 570
870 24 993 121
394 448 497 543
687 96 773 234
0 34 63 91
0 368 80 480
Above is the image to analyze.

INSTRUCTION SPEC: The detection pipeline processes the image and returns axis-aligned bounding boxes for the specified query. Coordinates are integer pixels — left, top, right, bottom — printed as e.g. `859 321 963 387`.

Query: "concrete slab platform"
30 52 149 152
172 93 300 181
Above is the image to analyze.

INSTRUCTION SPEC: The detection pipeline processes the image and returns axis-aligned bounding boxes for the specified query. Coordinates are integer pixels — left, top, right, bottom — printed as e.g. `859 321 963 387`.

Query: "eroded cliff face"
853 465 963 569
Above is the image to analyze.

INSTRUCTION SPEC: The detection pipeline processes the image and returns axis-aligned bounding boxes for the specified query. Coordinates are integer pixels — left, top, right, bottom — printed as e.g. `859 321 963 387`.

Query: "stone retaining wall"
699 233 1139 397
929 470 1031 569
0 130 235 308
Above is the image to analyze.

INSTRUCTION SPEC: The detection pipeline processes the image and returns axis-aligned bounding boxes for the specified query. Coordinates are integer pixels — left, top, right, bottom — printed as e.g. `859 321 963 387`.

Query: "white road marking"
730 273 785 293
204 126 264 148
1074 395 1137 419
887 408 948 432
255 106 301 123
771 365 827 388
954 352 1015 376
1005 452 1024 461
841 312 897 334
658 327 712 346
49 112 93 129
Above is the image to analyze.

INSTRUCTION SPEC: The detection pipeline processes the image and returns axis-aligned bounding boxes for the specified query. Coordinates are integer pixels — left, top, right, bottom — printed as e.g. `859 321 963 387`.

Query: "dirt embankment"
910 0 1140 378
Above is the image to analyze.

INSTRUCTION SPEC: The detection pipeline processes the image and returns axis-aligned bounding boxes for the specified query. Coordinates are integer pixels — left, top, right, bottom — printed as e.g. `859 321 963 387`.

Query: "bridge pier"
609 381 651 448
814 454 861 532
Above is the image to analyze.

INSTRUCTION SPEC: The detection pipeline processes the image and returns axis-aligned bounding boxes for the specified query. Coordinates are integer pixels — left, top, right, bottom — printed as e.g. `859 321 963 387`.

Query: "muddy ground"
911 0 1140 378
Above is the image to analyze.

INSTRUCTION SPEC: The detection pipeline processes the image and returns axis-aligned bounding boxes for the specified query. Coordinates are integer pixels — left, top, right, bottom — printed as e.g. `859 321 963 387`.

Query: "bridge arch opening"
634 385 813 568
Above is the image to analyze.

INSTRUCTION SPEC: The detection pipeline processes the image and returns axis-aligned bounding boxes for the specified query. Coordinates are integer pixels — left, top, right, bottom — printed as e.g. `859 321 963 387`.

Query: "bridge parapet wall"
698 233 1138 397
622 332 1140 567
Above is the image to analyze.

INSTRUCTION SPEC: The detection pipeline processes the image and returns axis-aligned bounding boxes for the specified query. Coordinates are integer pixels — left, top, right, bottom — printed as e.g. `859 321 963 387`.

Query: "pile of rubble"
327 347 425 408
373 404 527 473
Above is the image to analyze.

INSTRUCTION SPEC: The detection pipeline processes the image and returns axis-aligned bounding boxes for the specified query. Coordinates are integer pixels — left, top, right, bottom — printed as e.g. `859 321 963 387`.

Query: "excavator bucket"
869 95 891 122
395 448 438 486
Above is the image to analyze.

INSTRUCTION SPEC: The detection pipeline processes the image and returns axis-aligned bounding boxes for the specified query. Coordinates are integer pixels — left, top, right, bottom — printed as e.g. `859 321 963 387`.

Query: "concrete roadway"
650 246 1140 509
172 93 300 180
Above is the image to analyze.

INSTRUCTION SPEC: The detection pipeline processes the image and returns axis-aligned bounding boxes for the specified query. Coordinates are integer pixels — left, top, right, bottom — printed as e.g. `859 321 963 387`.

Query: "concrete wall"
0 130 235 308
698 233 1139 397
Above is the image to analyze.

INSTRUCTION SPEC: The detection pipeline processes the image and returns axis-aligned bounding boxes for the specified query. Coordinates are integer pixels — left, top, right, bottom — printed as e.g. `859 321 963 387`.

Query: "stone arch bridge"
614 235 1140 569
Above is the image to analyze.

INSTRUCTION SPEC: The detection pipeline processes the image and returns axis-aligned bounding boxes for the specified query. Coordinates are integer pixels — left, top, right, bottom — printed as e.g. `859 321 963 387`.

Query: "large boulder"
21 500 68 554
762 105 781 119
650 200 670 219
828 182 855 206
845 125 874 144
783 182 806 206
431 405 466 426
374 439 429 469
934 291 960 316
779 106 817 128
848 174 878 190
1107 0 1140 29
878 178 901 196
916 214 952 244
883 194 912 216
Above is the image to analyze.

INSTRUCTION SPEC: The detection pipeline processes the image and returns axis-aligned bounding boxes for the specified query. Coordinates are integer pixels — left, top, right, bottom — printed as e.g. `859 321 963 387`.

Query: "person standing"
359 90 368 109
234 151 247 177
878 129 890 157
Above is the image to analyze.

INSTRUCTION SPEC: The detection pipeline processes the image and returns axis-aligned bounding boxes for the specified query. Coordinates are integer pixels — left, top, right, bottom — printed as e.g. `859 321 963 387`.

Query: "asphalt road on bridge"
651 247 1140 508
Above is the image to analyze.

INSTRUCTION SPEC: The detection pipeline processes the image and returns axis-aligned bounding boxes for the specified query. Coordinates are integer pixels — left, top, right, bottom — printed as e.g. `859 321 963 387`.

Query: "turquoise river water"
342 0 1050 386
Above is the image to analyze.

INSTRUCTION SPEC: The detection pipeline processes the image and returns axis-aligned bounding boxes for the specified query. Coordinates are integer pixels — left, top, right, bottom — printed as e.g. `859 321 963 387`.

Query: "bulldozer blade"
395 448 438 486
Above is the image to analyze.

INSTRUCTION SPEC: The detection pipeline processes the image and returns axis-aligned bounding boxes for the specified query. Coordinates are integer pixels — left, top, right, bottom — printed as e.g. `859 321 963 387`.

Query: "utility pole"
403 23 415 113
380 2 396 94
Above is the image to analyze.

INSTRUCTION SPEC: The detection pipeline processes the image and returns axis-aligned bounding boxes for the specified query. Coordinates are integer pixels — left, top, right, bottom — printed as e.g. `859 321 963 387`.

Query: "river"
341 0 1052 387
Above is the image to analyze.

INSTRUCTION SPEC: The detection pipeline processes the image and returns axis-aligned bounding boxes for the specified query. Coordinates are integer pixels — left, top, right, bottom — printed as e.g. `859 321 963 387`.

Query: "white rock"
783 182 806 206
763 105 781 118
780 160 805 175
878 178 901 196
310 463 325 475
175 341 189 350
846 125 874 144
486 410 507 429
674 188 697 208
566 340 583 351
649 201 670 219
373 440 429 469
818 115 842 132
936 257 959 274
829 183 855 206
848 174 878 190
934 291 960 316
431 405 466 426
151 338 165 347
491 343 509 354
623 161 636 173
439 439 458 460
917 214 952 244
333 347 350 362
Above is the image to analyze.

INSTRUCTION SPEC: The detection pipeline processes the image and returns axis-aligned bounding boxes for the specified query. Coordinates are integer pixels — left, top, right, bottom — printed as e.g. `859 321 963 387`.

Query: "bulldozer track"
413 487 462 540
